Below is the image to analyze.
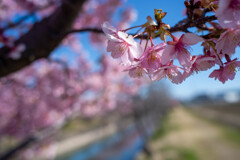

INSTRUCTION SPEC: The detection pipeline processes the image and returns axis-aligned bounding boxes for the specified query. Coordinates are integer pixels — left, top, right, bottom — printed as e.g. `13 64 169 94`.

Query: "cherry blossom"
102 1 240 84
102 22 143 65
184 55 216 78
216 28 240 56
216 0 240 28
161 33 203 67
139 43 166 71
125 65 146 78
209 58 240 83
152 62 184 84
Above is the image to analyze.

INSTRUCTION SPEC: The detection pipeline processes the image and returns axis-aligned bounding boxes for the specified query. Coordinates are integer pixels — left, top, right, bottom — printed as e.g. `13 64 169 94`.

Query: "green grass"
160 146 199 160
151 112 178 141
186 107 240 146
220 126 240 146
151 115 170 140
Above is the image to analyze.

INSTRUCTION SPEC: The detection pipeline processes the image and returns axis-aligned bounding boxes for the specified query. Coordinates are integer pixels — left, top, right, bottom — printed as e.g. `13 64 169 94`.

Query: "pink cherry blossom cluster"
102 0 240 84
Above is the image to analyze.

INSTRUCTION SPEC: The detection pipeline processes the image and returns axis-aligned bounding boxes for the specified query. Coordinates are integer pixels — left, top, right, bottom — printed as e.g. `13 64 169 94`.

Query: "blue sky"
124 0 240 100
52 0 240 100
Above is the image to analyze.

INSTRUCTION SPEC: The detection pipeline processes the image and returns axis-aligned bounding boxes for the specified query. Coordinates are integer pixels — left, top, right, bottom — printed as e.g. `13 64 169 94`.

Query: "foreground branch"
0 136 36 160
65 15 217 39
0 0 87 78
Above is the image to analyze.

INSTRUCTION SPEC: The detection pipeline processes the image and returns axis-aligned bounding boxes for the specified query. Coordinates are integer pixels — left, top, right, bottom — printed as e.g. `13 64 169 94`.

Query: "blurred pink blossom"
216 0 240 28
216 28 240 55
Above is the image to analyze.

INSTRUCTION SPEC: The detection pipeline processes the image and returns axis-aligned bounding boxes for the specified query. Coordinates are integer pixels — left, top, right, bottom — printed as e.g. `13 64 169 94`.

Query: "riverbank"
55 122 119 159
137 106 240 160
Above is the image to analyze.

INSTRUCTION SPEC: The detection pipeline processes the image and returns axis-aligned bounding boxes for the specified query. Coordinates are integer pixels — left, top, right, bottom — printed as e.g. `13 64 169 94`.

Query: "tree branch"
65 28 103 35
0 0 87 78
0 1 217 79
64 15 217 39
168 15 217 33
0 136 36 160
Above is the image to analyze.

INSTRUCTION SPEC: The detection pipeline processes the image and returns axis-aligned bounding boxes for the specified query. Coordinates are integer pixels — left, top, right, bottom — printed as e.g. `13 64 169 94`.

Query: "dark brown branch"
0 136 36 160
168 15 217 33
0 0 87 78
65 28 103 35
0 123 62 160
64 15 217 39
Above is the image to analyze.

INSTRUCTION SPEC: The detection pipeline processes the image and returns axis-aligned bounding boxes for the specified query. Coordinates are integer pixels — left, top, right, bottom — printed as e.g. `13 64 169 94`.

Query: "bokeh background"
0 1 240 160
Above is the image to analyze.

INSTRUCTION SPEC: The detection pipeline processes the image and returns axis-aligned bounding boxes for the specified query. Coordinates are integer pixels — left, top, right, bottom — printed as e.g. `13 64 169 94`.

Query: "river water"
58 126 147 160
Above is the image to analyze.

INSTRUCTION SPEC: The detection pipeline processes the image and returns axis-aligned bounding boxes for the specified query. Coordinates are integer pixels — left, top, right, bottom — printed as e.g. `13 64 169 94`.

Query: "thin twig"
64 15 217 39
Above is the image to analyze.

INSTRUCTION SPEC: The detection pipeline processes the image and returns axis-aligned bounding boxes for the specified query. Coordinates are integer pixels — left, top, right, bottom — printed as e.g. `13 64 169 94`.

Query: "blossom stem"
140 31 146 44
210 5 216 13
213 50 224 66
150 37 154 46
122 25 143 32
167 30 176 41
208 41 224 66
144 35 150 51
133 32 144 38
134 27 144 36
225 54 232 62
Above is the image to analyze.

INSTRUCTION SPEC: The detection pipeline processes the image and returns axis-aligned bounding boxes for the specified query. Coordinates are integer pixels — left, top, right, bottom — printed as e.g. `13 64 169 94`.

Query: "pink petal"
161 45 175 65
216 0 240 28
183 69 193 80
102 22 121 42
176 50 192 67
107 41 127 58
209 69 220 79
102 22 116 33
181 33 204 45
209 69 226 84
118 32 135 45
128 42 143 60
128 67 144 78
152 69 165 81
196 56 216 71
216 0 230 17
170 73 183 84
215 29 240 55
121 51 131 66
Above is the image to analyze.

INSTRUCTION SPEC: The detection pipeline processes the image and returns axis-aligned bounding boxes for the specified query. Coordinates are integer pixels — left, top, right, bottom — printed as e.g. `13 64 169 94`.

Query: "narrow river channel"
57 125 149 160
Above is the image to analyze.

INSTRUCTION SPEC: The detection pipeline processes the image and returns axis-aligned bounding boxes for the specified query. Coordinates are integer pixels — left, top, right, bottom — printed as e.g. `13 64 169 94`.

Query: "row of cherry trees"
0 0 145 159
0 56 144 159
